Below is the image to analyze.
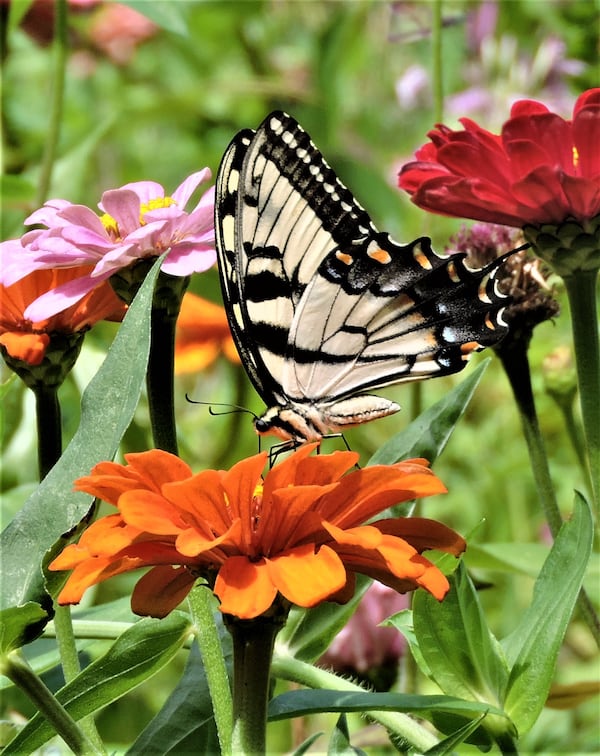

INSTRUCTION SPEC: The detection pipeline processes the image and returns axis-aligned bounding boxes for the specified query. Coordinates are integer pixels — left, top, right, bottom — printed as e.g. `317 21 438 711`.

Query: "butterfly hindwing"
216 111 509 441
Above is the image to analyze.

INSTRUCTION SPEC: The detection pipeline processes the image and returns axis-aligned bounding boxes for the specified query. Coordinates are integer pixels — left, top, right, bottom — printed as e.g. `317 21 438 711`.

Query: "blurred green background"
1 0 598 752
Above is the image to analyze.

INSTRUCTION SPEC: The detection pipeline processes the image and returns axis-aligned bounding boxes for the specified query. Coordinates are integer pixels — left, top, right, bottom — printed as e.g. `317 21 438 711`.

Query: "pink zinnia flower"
0 170 216 321
398 88 600 228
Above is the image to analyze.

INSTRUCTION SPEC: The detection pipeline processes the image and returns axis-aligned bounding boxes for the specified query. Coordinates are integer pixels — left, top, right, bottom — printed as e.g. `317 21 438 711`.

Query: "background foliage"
2 0 598 753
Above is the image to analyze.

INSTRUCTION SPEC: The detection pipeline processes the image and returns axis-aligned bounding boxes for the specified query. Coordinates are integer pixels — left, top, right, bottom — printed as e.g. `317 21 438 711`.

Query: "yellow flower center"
100 213 120 239
140 197 176 224
573 146 579 169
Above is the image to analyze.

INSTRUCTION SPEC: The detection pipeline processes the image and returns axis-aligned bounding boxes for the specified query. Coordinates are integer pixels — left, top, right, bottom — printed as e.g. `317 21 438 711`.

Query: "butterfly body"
216 112 509 443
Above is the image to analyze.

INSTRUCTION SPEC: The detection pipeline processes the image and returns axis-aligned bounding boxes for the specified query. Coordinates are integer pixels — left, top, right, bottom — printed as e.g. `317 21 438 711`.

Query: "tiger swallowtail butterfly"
215 111 509 443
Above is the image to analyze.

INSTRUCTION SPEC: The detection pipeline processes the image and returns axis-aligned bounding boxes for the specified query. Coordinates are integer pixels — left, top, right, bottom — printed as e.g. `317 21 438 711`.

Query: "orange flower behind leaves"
175 292 239 374
49 444 464 621
0 267 126 366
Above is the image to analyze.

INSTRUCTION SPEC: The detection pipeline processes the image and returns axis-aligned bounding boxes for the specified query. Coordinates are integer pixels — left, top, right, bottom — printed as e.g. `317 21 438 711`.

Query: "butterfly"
215 111 509 444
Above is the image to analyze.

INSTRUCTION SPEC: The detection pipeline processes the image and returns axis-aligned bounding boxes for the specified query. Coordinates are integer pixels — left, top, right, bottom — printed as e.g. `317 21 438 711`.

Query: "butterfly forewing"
216 111 510 441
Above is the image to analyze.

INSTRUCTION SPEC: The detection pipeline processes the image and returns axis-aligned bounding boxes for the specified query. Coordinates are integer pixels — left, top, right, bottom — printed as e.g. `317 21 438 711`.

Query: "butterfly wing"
216 111 509 436
215 111 379 407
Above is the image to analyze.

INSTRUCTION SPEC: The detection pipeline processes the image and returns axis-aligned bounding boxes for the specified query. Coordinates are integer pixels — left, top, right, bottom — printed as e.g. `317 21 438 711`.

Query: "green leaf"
128 641 221 755
412 562 511 736
268 689 506 722
501 493 593 735
277 575 370 663
7 0 36 33
423 713 488 755
328 713 367 755
384 610 433 680
3 612 193 755
367 360 490 466
0 603 49 655
0 256 162 650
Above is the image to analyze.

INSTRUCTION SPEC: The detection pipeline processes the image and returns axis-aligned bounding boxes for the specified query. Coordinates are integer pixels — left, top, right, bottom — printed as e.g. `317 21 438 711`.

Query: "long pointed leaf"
4 612 192 754
0 257 162 651
368 360 490 466
501 493 593 734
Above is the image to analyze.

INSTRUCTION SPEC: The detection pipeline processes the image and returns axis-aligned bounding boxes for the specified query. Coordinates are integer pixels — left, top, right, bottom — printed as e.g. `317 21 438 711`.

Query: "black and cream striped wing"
215 111 508 412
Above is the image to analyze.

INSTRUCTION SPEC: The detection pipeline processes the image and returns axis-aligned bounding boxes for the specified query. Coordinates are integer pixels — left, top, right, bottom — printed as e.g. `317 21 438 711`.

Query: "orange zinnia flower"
174 292 239 374
0 267 126 367
49 444 464 621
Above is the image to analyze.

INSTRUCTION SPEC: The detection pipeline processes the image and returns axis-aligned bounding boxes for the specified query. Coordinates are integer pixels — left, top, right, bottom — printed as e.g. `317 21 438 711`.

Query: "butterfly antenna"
185 396 259 422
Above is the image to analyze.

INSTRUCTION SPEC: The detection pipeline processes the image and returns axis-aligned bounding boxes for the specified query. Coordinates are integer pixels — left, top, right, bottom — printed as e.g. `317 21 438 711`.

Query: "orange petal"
214 556 277 619
374 517 466 556
221 452 268 521
0 332 49 365
55 554 148 604
163 469 232 534
265 544 346 607
118 490 188 534
131 565 196 618
318 463 447 527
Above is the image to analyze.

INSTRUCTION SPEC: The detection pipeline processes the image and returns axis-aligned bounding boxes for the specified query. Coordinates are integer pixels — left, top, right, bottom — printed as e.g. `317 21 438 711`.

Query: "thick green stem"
228 615 282 755
271 654 439 752
497 341 563 537
497 341 600 646
146 273 189 455
34 383 62 480
36 0 68 205
562 270 600 512
187 586 233 756
0 651 103 756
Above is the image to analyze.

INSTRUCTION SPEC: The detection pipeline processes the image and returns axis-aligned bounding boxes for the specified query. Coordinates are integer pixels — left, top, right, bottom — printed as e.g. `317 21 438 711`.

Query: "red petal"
131 565 195 618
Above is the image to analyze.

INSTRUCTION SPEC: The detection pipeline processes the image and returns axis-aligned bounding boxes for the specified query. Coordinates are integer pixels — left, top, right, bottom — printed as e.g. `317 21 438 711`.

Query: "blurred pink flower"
0 171 216 321
88 3 158 65
319 582 408 690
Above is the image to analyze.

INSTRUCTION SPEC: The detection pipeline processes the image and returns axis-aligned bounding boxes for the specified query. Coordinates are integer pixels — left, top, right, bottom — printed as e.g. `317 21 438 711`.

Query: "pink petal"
25 199 73 227
112 180 165 206
24 273 111 320
57 205 111 235
171 169 211 209
91 243 143 277
100 189 142 236
161 247 217 276
190 183 215 213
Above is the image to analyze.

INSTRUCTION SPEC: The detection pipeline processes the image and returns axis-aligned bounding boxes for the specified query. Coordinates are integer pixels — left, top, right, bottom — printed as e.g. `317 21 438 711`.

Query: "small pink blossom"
0 170 216 321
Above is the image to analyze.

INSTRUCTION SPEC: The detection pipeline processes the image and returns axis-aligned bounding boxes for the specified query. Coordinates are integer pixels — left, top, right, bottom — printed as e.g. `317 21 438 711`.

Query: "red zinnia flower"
398 88 600 228
48 444 464 621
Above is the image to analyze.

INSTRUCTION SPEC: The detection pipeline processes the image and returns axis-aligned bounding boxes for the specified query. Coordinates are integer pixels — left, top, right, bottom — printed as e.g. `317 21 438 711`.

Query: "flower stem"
34 383 62 481
562 270 600 513
497 341 600 646
53 605 105 752
36 0 68 206
271 654 439 752
0 650 104 756
431 0 444 123
146 273 189 454
227 615 283 755
187 586 233 756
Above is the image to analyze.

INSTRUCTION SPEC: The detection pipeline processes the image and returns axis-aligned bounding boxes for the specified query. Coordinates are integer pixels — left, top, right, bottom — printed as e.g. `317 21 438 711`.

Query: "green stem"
431 0 444 124
562 271 600 512
53 606 105 752
497 341 563 537
33 383 62 481
497 341 600 646
187 586 233 756
36 0 68 206
146 273 189 454
227 615 283 755
0 651 103 756
271 654 439 752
